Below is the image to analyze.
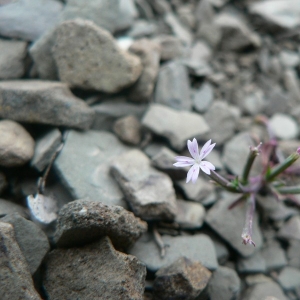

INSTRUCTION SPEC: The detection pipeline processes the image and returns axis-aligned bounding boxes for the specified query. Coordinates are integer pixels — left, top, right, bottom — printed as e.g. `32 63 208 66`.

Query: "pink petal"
186 164 200 183
200 161 215 175
174 161 194 167
187 138 200 160
199 139 216 160
174 156 195 163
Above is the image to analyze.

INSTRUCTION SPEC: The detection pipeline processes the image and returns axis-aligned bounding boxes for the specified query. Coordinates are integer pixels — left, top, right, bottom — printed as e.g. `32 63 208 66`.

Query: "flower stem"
241 193 256 247
275 185 300 195
209 170 243 193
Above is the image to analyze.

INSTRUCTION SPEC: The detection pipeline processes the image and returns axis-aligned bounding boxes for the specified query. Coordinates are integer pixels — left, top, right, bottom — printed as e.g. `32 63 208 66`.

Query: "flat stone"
0 0 63 41
269 113 299 140
52 19 142 93
279 51 300 68
111 149 177 221
128 20 157 38
43 237 146 300
241 90 266 116
264 87 290 117
154 61 191 110
0 199 28 218
192 83 214 113
54 130 130 207
287 240 300 268
129 233 218 272
208 266 241 300
153 257 211 300
1 213 50 275
278 267 300 291
245 274 273 286
31 129 62 172
278 216 300 241
237 251 266 274
0 222 41 300
0 39 27 79
0 80 95 130
205 194 263 257
142 104 210 151
154 35 184 61
284 69 300 106
0 120 34 167
54 199 147 251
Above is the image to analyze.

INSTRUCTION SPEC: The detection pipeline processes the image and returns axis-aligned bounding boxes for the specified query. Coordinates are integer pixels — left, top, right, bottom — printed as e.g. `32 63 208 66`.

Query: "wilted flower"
174 138 216 183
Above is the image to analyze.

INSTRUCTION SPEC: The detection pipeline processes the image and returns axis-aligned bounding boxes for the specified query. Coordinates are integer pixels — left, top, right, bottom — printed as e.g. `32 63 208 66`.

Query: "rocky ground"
1 0 300 299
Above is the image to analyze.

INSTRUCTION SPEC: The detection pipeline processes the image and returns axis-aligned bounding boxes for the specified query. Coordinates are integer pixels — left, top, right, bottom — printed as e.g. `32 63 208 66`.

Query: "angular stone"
129 233 218 272
43 237 146 300
154 61 191 110
192 83 214 113
287 240 300 268
31 129 62 172
269 113 299 140
154 35 184 61
53 19 142 93
54 130 130 207
0 222 41 300
54 199 147 250
0 39 27 79
153 257 211 300
0 199 28 218
111 149 177 221
279 50 300 68
142 104 210 151
237 252 266 274
0 81 95 130
208 266 241 300
278 216 300 241
1 213 50 275
278 267 300 291
0 120 34 167
0 0 63 41
205 194 263 257
128 20 157 38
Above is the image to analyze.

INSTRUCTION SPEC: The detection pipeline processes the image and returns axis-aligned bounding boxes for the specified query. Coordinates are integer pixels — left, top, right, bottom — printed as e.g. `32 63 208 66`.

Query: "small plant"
174 117 300 246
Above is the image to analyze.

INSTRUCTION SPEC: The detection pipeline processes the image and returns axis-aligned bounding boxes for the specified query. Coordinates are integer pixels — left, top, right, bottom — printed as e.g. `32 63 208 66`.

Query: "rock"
54 199 147 250
279 51 300 68
154 35 184 61
278 266 300 291
113 115 142 145
142 104 210 151
0 0 63 41
205 194 263 257
269 113 299 140
208 266 241 300
0 172 7 195
0 199 28 218
0 39 27 79
245 274 273 286
0 120 34 167
204 101 238 145
278 216 300 241
43 236 146 300
189 40 212 63
287 240 300 268
243 281 287 300
153 257 211 300
0 80 95 130
284 69 300 106
0 222 41 300
31 129 62 172
128 20 157 38
215 11 261 51
52 19 142 93
175 200 206 229
1 213 50 274
128 39 161 102
154 61 191 110
192 83 214 113
249 0 300 29
111 149 177 221
237 252 266 274
241 90 266 116
54 130 130 207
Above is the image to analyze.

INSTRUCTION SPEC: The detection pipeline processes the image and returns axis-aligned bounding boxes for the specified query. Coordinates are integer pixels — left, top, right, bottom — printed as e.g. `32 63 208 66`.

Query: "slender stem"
241 193 256 247
275 185 300 195
209 170 243 193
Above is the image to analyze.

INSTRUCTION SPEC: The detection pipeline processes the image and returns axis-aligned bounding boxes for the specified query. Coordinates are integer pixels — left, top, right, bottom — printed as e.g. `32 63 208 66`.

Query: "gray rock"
31 129 62 172
43 236 146 300
1 213 50 274
279 51 300 68
204 101 238 145
128 20 157 38
287 240 300 268
245 274 273 286
153 257 211 300
208 266 241 300
129 233 218 271
54 130 130 207
0 172 7 195
237 251 266 274
205 194 263 257
52 19 142 93
0 222 41 300
0 39 27 79
111 149 177 221
0 80 95 130
0 199 28 218
154 35 184 61
54 199 147 250
189 40 212 63
243 281 287 300
154 61 191 110
264 87 290 116
0 0 63 41
128 39 161 102
241 90 266 116
269 113 299 140
0 120 34 167
284 69 300 106
278 266 300 291
175 199 206 229
142 104 210 151
278 216 300 241
192 83 214 113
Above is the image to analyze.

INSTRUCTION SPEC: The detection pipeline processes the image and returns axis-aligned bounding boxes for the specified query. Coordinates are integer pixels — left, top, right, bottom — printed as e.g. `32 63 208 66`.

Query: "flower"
174 138 216 183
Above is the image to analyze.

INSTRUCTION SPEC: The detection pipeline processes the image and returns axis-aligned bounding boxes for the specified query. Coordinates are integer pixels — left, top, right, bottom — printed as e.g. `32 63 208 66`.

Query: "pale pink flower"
174 138 216 183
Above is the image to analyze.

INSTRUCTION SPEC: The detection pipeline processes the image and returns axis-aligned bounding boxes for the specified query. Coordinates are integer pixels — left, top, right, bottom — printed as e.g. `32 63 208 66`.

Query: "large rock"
0 199 28 218
0 222 41 300
54 199 147 250
54 130 130 207
111 149 177 221
43 237 146 299
52 19 142 93
0 80 95 130
0 120 35 167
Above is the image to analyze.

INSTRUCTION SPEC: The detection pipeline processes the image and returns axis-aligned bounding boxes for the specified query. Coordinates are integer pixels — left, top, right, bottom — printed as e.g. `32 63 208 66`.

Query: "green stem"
275 185 300 195
242 144 261 185
209 170 243 193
